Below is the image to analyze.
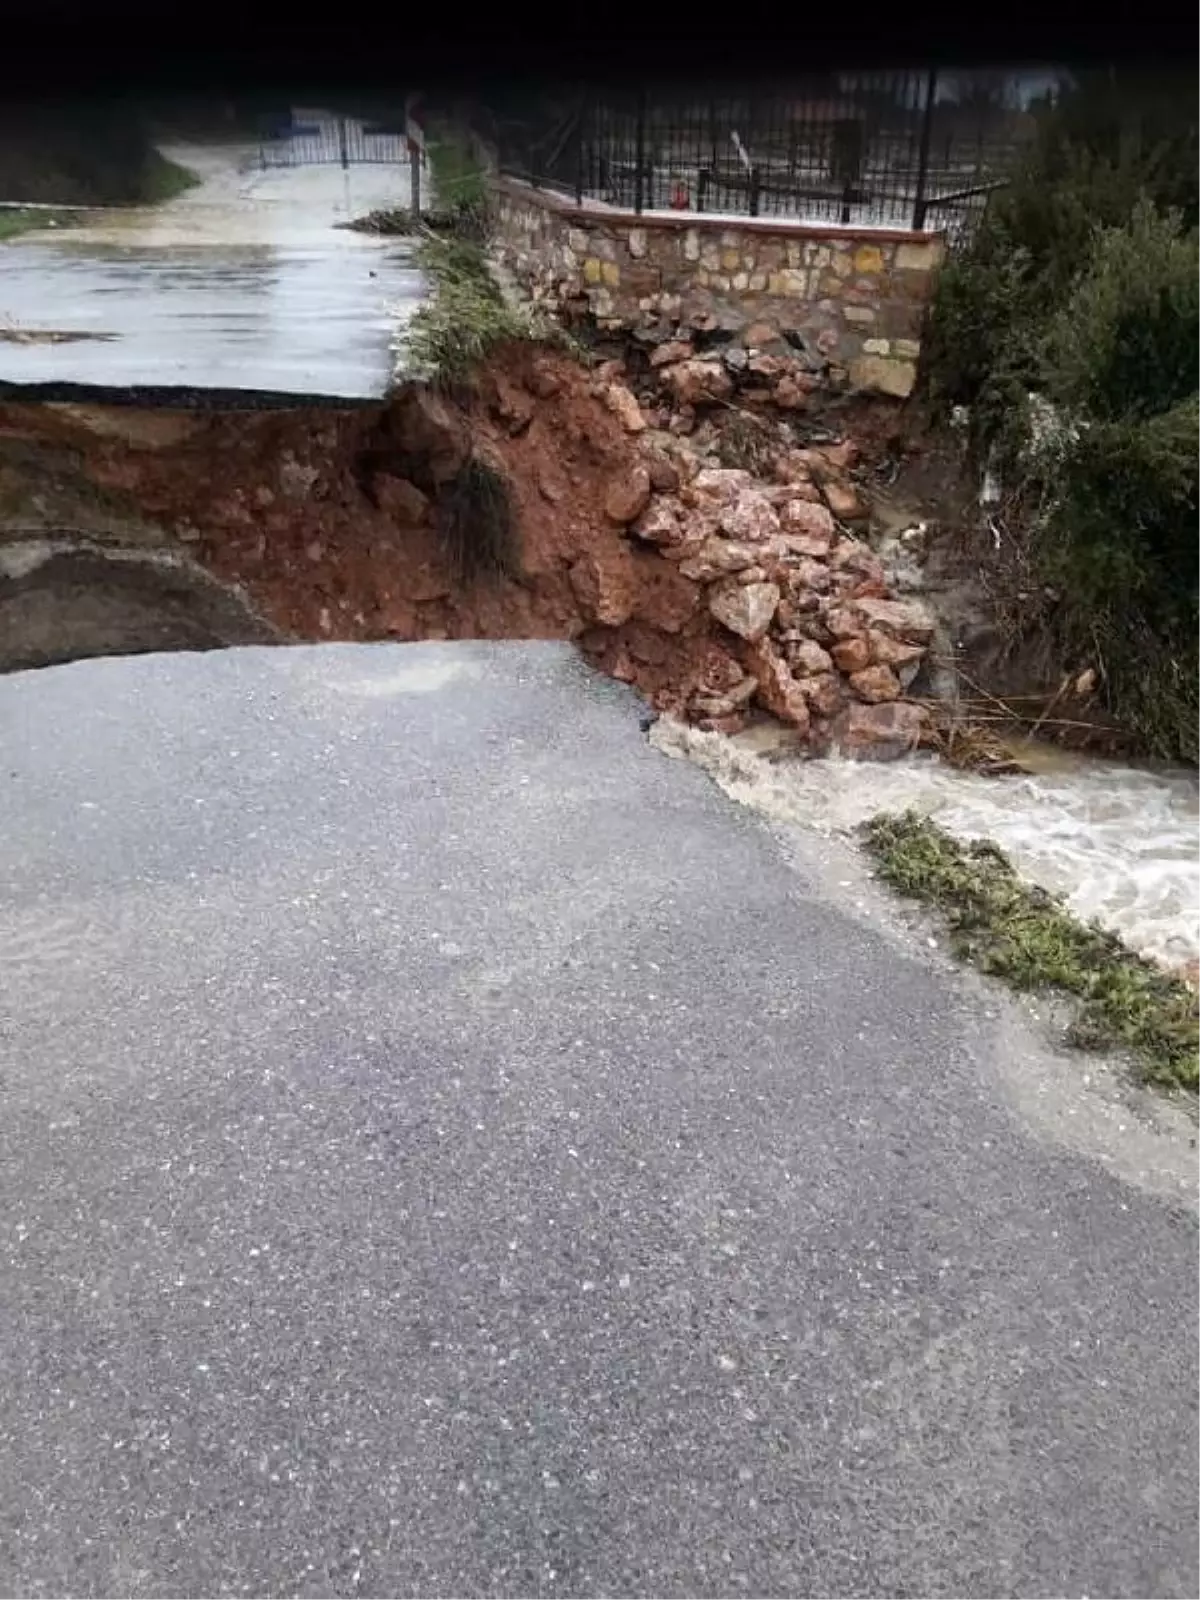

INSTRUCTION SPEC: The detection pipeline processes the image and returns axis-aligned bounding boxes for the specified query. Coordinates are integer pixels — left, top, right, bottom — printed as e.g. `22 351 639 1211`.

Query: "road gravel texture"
0 642 1195 1598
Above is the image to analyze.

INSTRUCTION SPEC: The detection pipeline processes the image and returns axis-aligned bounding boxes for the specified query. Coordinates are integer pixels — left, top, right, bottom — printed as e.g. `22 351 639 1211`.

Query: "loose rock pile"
593 367 935 758
635 333 830 428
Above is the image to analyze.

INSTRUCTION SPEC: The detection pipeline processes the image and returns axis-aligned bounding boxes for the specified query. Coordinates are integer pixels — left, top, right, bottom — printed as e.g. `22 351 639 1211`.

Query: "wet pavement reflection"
0 137 426 398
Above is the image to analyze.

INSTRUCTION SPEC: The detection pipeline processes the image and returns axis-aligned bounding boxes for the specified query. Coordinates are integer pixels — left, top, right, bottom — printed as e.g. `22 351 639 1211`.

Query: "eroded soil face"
0 344 949 754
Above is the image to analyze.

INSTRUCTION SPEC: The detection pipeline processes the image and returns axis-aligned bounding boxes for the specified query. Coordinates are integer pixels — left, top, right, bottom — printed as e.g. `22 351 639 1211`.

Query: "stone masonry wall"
492 178 944 400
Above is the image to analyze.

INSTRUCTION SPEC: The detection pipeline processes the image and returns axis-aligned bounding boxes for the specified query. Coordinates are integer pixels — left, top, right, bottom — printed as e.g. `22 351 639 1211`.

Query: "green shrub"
922 139 1175 439
1043 201 1199 423
405 235 547 388
920 70 1199 762
923 71 1197 426
0 106 198 206
1032 209 1199 759
405 229 568 390
1035 397 1199 761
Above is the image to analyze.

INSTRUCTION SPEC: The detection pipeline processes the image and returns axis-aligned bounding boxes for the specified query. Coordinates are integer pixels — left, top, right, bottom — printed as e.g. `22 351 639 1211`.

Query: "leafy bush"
1042 201 1199 423
922 139 1179 437
405 227 570 391
920 70 1199 761
1035 397 1199 760
0 106 198 206
1034 210 1199 759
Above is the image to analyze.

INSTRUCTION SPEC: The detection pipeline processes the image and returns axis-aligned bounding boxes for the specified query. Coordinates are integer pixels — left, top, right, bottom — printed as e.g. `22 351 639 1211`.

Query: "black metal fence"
493 71 1047 240
258 110 408 169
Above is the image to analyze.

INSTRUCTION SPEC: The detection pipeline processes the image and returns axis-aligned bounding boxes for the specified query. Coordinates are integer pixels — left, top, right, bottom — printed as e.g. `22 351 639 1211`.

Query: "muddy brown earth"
0 343 962 758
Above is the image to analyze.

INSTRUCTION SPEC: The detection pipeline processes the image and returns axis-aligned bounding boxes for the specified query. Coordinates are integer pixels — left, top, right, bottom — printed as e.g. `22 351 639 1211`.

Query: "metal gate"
258 110 408 169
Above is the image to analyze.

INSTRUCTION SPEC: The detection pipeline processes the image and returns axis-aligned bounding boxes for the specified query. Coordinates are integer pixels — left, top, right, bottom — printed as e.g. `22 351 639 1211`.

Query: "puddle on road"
320 658 483 697
653 718 1200 976
0 329 118 345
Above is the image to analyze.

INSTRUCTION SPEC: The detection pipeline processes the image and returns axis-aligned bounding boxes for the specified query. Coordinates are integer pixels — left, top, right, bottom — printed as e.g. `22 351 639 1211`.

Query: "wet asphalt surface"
0 141 424 400
0 642 1196 1598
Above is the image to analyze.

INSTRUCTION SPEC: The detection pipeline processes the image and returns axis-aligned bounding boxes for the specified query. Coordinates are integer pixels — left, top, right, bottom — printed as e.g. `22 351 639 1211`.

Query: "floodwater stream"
654 719 1199 978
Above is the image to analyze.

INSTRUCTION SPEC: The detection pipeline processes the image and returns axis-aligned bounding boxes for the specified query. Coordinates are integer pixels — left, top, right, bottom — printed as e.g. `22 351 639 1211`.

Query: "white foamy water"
652 720 1200 975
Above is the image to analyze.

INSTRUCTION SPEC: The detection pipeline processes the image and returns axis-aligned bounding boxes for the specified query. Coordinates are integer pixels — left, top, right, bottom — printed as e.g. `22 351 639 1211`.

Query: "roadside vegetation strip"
424 128 491 237
861 810 1198 1092
406 228 562 389
141 152 201 204
0 208 82 242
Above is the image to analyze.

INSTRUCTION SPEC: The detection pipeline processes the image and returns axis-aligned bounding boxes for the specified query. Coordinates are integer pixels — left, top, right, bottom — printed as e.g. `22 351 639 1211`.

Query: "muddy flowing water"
653 719 1200 976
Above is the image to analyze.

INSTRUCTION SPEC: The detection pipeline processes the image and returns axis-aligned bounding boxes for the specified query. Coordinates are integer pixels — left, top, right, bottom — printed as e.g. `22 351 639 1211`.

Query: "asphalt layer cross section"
0 642 1196 1598
0 380 382 409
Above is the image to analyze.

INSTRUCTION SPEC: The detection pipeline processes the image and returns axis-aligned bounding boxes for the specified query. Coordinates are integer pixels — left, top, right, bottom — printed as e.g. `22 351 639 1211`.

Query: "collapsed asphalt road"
0 642 1196 1599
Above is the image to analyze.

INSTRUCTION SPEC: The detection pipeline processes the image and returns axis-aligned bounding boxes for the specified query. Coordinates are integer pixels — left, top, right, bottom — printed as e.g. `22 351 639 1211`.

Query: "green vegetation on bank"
404 127 528 385
404 124 571 586
425 126 490 238
0 207 82 242
0 106 199 206
862 810 1198 1091
138 150 200 204
406 231 555 388
921 69 1199 763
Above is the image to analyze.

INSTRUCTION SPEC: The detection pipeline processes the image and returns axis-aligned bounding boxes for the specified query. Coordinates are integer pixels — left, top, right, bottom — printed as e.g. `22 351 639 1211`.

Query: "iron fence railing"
493 71 1041 236
258 111 408 169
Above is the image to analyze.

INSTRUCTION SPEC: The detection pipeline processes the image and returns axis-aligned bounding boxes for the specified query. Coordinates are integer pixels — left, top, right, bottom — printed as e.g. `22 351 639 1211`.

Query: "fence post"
697 166 711 212
748 166 761 217
832 117 865 225
634 87 647 214
337 115 350 171
911 67 938 231
406 101 425 217
575 95 586 205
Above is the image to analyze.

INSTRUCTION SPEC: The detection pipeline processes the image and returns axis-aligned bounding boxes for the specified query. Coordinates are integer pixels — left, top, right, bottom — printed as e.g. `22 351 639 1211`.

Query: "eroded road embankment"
0 346 942 762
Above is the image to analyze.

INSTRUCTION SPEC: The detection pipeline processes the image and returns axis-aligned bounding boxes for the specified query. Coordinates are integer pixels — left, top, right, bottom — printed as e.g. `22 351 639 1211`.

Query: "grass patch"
400 119 576 386
140 150 200 203
425 128 490 239
0 108 201 206
437 455 519 586
861 810 1198 1091
406 230 560 389
0 207 82 241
